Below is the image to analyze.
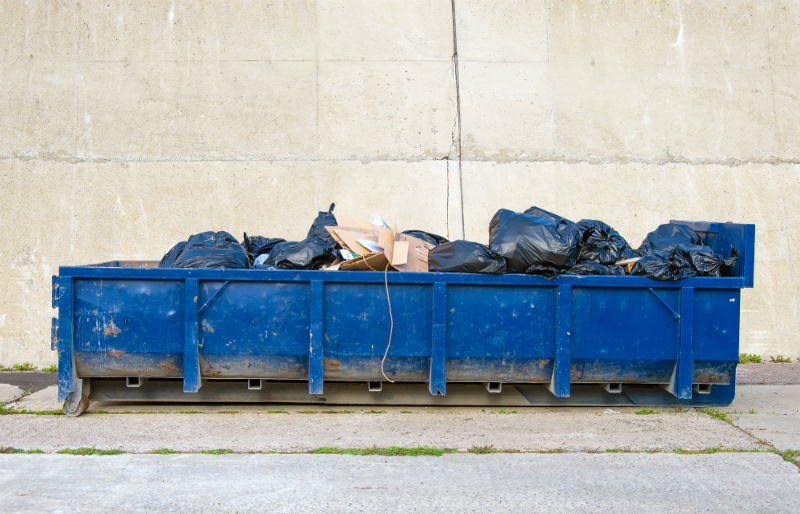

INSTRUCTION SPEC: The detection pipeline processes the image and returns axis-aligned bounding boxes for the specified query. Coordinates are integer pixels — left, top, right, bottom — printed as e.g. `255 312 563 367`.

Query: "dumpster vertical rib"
183 278 202 393
548 285 572 398
56 277 80 402
429 282 447 395
662 287 694 399
308 280 324 394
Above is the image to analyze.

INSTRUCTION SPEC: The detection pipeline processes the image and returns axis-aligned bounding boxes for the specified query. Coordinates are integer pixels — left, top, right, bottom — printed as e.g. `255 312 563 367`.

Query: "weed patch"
322 410 354 414
634 409 658 415
151 448 180 455
296 410 318 414
308 446 457 457
56 447 125 456
198 449 234 455
266 409 289 414
697 408 732 423
41 365 58 373
739 353 763 364
770 355 793 363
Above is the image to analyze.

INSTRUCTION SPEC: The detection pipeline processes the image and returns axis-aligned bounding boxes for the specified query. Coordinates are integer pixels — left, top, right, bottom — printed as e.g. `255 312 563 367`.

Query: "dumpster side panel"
571 287 679 383
72 278 184 377
692 288 741 384
445 285 557 382
323 283 434 381
197 281 311 378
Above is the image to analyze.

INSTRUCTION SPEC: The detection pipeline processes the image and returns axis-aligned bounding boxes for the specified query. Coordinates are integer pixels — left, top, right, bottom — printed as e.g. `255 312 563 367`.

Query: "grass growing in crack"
1 362 39 371
739 353 763 364
468 444 494 454
634 409 658 415
308 446 457 457
151 448 180 455
770 355 793 363
774 449 800 464
697 408 732 423
218 411 240 414
493 409 519 414
749 409 758 414
0 405 63 416
400 410 413 413
198 449 234 455
56 447 125 456
266 409 289 414
297 410 318 414
177 411 204 414
366 410 386 414
41 365 58 373
322 410 354 414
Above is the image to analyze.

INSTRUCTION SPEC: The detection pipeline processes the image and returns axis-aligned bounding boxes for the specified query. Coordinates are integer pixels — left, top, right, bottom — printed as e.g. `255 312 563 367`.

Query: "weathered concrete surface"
0 384 23 404
737 363 800 385
2 0 800 365
0 372 56 394
732 414 800 451
728 385 800 415
0 453 798 514
0 407 765 453
4 385 58 412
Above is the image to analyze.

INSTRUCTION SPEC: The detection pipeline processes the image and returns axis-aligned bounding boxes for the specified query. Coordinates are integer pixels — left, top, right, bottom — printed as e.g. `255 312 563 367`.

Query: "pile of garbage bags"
158 203 738 282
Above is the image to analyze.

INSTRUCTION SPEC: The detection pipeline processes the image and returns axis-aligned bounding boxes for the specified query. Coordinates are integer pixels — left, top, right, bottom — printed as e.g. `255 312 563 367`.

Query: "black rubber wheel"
63 394 90 417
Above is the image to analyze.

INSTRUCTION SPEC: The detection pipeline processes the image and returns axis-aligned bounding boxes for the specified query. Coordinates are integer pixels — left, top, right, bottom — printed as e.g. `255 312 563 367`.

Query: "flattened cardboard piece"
391 241 409 266
334 230 379 256
339 252 395 272
332 214 375 231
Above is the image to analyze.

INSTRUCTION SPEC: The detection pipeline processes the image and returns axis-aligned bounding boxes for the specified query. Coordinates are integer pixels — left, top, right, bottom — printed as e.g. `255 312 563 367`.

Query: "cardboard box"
326 216 434 272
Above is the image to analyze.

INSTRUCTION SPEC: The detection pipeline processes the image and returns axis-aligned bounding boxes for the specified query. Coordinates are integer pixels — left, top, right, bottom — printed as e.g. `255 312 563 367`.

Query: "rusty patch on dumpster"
159 362 178 372
329 360 341 367
201 323 214 333
108 350 124 359
104 321 122 337
207 370 223 378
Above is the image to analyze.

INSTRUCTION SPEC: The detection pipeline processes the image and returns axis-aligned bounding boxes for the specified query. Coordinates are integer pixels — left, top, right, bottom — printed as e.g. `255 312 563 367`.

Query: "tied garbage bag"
428 241 507 274
563 262 625 276
671 244 738 277
243 233 286 264
401 230 449 247
576 220 637 264
489 207 581 272
638 223 702 252
267 237 334 270
161 231 250 269
523 206 574 224
307 203 338 247
630 246 696 281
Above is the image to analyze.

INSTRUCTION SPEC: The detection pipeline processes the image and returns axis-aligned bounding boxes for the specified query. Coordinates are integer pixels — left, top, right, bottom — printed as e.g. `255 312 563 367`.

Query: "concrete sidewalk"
0 453 797 514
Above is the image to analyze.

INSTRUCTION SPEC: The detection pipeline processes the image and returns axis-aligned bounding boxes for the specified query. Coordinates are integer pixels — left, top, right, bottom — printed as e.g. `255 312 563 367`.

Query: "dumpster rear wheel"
63 393 90 417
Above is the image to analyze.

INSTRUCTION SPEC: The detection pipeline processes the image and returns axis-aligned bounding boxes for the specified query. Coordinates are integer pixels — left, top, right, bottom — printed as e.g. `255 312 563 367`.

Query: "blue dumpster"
52 220 754 416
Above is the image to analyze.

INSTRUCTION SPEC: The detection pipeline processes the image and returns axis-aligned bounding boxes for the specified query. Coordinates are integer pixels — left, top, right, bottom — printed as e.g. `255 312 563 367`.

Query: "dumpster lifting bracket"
183 278 202 393
548 285 571 398
308 281 324 395
429 283 447 395
660 287 694 399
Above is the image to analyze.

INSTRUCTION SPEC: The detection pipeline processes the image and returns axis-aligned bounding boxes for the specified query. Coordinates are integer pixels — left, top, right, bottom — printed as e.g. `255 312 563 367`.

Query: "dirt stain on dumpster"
108 350 124 359
159 362 178 373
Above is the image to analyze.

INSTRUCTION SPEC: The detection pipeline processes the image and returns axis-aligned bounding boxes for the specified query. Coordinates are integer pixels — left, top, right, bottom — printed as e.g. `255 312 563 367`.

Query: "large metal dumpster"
52 220 754 416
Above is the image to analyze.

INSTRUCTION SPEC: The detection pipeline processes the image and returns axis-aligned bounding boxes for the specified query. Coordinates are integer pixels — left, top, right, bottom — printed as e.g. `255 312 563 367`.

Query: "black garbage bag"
307 203 338 247
243 233 286 261
671 244 739 277
164 231 250 269
576 220 637 264
638 223 703 252
524 264 560 277
402 230 449 246
630 247 696 281
489 208 581 272
523 206 575 225
159 241 188 268
266 237 335 270
563 262 625 275
428 241 506 274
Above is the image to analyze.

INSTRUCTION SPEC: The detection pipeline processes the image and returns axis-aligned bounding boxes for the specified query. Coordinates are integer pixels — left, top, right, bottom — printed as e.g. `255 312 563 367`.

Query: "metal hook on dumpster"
648 288 681 320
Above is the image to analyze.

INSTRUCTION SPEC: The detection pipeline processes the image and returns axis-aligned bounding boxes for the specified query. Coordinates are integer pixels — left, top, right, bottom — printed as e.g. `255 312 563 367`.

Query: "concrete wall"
1 0 798 366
